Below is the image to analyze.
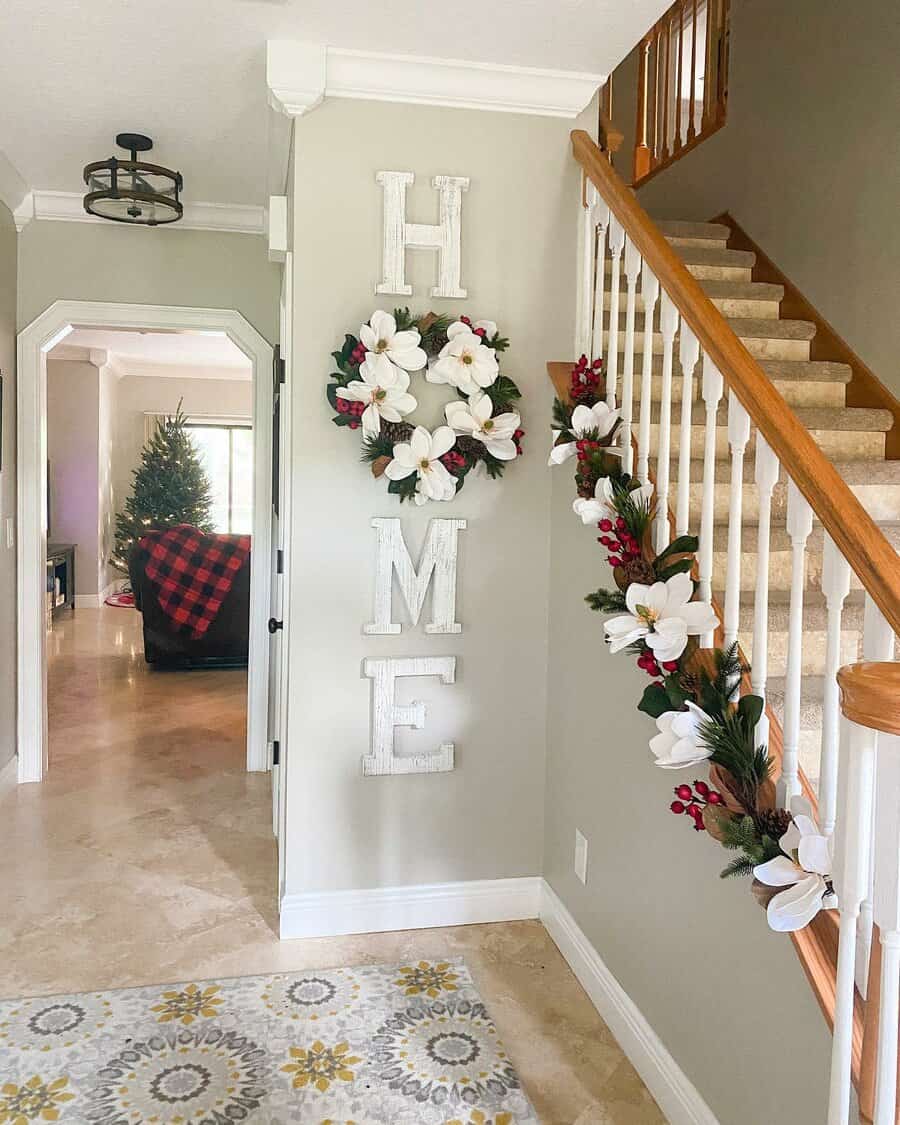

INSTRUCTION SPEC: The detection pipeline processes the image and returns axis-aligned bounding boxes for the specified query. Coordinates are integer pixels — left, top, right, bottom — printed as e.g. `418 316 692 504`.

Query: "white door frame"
16 300 274 783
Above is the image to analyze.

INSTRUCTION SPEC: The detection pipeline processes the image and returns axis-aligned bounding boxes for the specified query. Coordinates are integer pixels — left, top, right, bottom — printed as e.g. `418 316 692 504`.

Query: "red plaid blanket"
138 525 251 639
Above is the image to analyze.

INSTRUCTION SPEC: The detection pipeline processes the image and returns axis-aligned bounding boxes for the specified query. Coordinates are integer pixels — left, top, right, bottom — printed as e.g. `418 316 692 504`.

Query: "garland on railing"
550 356 836 932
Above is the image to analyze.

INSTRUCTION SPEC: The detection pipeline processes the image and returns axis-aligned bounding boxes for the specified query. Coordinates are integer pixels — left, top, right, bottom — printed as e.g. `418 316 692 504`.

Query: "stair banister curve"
566 127 900 1121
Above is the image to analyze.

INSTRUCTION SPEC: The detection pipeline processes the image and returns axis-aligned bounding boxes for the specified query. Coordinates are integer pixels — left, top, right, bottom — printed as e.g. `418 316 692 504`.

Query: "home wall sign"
362 517 463 776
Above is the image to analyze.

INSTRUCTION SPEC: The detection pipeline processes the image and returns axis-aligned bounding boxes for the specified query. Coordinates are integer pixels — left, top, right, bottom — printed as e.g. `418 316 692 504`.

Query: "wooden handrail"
571 128 900 637
838 662 900 737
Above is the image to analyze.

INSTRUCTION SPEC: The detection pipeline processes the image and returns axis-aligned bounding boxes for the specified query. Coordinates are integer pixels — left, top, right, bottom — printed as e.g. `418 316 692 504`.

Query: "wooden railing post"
634 36 652 183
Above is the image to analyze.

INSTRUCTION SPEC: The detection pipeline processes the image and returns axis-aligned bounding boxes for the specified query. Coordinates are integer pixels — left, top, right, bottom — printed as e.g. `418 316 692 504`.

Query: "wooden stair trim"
571 128 900 639
710 210 900 460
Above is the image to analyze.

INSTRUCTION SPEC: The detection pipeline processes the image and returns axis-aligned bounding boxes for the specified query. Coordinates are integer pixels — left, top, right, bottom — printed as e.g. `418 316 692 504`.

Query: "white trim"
279 876 542 940
0 149 29 225
72 580 124 610
268 195 288 263
0 754 18 800
17 300 274 784
267 41 604 120
19 192 266 236
540 882 720 1125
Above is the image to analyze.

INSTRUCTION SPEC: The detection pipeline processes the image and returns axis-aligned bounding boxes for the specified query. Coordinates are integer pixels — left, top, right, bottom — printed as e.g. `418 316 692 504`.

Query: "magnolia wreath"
326 309 524 504
549 355 836 935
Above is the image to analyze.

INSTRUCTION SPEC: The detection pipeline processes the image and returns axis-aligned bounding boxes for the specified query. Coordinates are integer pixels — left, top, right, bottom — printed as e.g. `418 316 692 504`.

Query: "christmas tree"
112 405 214 571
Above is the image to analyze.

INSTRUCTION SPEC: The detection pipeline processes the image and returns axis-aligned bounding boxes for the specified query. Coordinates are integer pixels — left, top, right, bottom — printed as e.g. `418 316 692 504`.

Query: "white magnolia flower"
446 318 498 343
753 815 834 932
385 425 458 505
359 309 427 372
429 330 499 394
573 477 654 525
548 401 621 466
336 353 417 438
649 702 713 769
445 394 520 461
604 571 719 662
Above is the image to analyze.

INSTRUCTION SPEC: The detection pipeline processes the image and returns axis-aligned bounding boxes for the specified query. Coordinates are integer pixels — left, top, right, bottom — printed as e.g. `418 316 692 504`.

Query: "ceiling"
49 327 252 381
0 0 667 211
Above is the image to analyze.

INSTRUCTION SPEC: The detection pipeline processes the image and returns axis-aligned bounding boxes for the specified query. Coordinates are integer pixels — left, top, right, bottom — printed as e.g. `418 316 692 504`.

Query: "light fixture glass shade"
83 134 183 226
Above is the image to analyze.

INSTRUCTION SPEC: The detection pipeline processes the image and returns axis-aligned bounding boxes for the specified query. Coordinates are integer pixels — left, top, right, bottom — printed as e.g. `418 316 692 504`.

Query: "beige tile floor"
0 607 664 1124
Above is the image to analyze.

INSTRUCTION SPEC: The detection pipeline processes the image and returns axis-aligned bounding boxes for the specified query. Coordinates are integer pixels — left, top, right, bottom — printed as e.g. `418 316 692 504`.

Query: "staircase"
615 217 900 795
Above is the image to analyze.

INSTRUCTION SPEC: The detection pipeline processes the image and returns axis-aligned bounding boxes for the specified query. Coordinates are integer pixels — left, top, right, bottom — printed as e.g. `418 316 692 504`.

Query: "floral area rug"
0 959 537 1124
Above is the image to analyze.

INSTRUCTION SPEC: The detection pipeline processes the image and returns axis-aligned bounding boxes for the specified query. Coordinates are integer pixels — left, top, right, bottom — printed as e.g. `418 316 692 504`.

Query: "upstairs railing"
569 128 900 1123
631 0 730 185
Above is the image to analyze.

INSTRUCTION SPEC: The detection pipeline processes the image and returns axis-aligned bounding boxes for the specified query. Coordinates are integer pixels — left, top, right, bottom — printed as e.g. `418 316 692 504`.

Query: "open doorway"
16 303 275 788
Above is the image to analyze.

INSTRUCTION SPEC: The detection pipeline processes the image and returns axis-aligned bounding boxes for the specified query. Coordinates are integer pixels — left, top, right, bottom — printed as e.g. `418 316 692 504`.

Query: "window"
184 420 253 535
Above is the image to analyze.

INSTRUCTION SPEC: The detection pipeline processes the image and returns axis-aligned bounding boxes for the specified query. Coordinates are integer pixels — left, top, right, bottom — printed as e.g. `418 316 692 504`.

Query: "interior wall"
284 97 575 900
0 204 16 774
613 0 900 393
111 373 253 546
17 221 281 345
47 360 101 598
543 467 833 1124
97 364 119 593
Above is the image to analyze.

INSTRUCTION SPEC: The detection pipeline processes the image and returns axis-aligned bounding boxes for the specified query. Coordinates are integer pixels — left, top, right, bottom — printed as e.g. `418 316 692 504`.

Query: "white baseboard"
0 754 18 797
540 882 719 1125
74 581 124 610
280 876 542 940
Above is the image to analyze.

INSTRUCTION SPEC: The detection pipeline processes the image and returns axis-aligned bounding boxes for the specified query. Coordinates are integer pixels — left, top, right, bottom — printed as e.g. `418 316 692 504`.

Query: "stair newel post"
675 322 700 536
722 390 750 674
620 236 642 476
636 266 660 486
697 353 723 647
820 534 852 836
778 478 814 806
605 215 626 408
653 291 680 552
751 433 780 745
576 176 601 361
591 202 610 365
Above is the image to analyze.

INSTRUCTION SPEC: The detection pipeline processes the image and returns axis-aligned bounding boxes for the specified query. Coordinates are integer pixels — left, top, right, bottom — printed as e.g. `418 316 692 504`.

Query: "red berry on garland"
598 519 613 532
707 791 723 805
685 803 701 819
615 517 626 531
670 800 685 815
336 398 349 414
607 556 622 568
349 421 360 429
693 820 705 832
694 780 710 798
474 326 486 337
461 315 472 326
662 660 680 672
675 784 693 801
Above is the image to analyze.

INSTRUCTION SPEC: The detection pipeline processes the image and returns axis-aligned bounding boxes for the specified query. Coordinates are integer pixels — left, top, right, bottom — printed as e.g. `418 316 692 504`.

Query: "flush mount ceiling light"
83 133 183 226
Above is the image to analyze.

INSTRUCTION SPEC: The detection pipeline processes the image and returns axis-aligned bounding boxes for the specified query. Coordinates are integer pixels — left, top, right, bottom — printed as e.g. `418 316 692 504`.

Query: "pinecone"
622 557 656 585
380 420 413 446
753 807 793 841
456 435 484 460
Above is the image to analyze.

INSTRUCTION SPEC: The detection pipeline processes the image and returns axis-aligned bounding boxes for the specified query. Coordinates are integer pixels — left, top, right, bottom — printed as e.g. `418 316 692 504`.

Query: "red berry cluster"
570 354 603 403
458 315 488 340
596 516 641 569
513 427 525 456
670 780 724 832
636 649 680 679
349 341 368 366
336 397 365 429
440 450 467 474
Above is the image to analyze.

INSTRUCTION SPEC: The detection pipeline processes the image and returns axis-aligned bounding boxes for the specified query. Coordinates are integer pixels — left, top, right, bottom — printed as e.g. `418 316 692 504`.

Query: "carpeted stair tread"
609 312 816 341
615 353 851 384
658 219 732 241
670 457 900 486
650 403 892 432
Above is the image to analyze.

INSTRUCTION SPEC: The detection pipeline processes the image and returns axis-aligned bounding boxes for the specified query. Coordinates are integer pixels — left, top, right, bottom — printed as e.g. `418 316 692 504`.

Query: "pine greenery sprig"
698 643 748 719
586 588 627 613
552 397 573 434
483 375 522 411
611 476 655 542
718 814 782 879
698 697 772 812
360 433 394 463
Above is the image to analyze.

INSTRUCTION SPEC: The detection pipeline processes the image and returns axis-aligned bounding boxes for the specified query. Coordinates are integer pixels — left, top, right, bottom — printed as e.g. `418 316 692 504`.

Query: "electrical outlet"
574 828 588 885
5 518 12 550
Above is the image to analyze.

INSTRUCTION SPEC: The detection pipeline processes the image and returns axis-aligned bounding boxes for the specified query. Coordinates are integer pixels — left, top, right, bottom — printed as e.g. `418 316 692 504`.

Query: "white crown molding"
279 876 542 939
540 883 720 1125
13 191 34 233
267 40 604 120
0 148 30 228
19 191 266 235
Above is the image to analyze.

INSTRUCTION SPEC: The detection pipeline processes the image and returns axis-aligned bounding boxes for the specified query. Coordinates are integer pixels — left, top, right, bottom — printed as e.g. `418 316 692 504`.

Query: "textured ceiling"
1 0 667 207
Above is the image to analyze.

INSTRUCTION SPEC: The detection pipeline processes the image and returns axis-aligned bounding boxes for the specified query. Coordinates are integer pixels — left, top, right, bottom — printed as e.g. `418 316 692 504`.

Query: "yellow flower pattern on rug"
282 1041 362 1093
394 961 459 998
150 983 223 1025
447 1113 513 1125
0 1075 74 1123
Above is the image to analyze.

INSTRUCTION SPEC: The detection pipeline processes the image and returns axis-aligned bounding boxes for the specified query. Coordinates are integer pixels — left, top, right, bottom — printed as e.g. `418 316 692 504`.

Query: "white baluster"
606 216 626 408
723 391 750 664
636 266 659 486
576 177 599 359
698 354 723 648
675 323 700 535
828 716 879 1125
653 292 679 553
621 236 641 475
591 204 610 363
778 478 813 807
873 730 900 1125
751 434 780 746
820 534 851 836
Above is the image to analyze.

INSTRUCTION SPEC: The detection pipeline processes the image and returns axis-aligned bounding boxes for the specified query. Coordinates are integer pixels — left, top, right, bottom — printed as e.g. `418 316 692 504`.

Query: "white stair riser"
604 293 780 319
736 625 860 678
605 261 753 283
651 423 884 462
605 329 809 362
679 479 900 525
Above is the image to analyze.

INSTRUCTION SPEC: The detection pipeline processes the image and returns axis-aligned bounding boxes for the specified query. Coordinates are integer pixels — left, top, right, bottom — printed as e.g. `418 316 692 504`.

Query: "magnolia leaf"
370 455 391 479
754 776 777 814
737 693 764 731
707 764 749 814
655 559 695 580
664 673 689 709
655 534 699 565
703 803 736 843
750 878 779 910
638 682 671 719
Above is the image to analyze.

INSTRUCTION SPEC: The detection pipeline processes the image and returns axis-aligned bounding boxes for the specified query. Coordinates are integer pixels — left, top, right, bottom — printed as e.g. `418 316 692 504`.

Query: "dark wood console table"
47 543 76 618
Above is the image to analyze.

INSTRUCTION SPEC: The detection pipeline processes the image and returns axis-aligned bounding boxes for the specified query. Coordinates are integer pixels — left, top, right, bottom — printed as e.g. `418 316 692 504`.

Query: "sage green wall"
0 204 17 775
618 0 900 393
543 468 832 1124
17 222 281 344
284 97 573 897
